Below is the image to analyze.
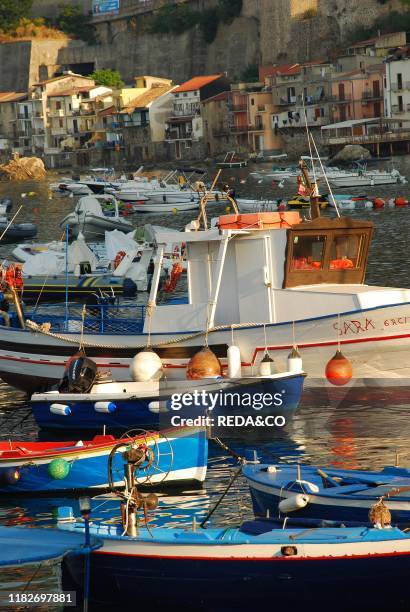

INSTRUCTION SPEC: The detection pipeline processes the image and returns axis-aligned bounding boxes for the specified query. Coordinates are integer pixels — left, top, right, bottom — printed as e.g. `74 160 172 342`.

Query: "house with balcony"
111 83 175 162
385 47 410 122
201 91 235 156
330 64 385 123
165 74 230 160
46 85 112 151
230 81 283 155
269 61 333 132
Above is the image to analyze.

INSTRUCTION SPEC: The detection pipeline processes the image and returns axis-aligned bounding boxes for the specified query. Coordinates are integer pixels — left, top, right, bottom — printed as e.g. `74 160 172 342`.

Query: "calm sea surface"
0 158 410 609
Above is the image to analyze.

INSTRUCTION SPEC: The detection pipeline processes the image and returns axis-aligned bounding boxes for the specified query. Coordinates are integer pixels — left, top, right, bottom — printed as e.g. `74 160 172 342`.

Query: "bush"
89 69 124 88
0 0 32 32
57 4 96 44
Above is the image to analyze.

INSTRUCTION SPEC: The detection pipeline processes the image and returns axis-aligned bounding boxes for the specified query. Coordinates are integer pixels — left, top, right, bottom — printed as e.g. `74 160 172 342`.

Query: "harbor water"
0 160 410 609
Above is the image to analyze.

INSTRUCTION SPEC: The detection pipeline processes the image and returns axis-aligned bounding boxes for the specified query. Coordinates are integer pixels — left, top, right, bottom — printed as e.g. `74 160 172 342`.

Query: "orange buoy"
395 197 408 207
187 347 222 380
325 350 352 386
372 198 385 209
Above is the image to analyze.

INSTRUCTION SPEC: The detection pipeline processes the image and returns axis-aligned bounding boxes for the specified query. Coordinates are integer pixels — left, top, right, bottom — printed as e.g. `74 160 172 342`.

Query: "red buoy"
372 198 385 209
278 202 286 211
395 197 408 207
325 350 353 386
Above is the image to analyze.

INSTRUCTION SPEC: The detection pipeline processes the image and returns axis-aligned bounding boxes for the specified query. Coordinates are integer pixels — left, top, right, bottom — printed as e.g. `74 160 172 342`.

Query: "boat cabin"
145 211 399 333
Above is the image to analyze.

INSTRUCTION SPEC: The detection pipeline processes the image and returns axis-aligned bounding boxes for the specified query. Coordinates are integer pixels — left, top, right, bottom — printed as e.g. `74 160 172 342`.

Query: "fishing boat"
60 515 410 609
243 463 410 525
0 198 12 216
60 196 133 239
0 428 207 494
30 349 305 430
4 160 410 395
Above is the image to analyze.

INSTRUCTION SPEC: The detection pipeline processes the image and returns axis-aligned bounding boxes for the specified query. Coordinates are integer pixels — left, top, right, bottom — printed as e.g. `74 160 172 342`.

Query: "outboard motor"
122 277 137 297
59 353 97 393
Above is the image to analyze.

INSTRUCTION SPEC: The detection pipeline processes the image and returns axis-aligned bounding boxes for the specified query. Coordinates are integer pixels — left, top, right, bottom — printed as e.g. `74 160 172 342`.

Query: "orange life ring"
114 251 126 269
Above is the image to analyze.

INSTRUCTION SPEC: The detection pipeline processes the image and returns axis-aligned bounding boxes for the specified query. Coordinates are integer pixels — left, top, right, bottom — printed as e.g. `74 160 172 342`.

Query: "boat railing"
28 302 146 335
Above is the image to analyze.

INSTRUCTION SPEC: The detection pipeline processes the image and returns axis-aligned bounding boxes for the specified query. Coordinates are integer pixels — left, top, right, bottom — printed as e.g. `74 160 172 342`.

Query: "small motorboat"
216 151 248 168
236 198 280 212
243 463 410 525
0 218 37 244
0 428 207 494
60 515 410 609
31 351 305 430
60 196 133 239
287 194 328 209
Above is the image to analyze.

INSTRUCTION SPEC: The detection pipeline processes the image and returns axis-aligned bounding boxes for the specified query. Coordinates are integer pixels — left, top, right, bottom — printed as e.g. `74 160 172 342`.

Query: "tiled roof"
0 92 28 103
33 74 94 86
119 85 173 113
173 75 223 93
348 37 377 48
98 105 115 117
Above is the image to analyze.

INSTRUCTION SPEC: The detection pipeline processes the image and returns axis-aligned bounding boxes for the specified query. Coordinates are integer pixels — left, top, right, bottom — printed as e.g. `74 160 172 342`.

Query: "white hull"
330 175 400 188
62 214 133 238
4 302 410 392
237 198 279 212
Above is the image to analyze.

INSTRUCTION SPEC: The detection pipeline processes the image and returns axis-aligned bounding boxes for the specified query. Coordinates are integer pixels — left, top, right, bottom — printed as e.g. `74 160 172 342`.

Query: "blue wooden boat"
243 463 410 525
0 427 207 494
60 516 410 609
30 372 305 431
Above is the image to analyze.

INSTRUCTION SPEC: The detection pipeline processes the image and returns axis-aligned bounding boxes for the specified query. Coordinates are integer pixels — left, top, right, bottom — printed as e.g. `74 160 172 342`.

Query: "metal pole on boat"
79 496 91 612
65 224 69 330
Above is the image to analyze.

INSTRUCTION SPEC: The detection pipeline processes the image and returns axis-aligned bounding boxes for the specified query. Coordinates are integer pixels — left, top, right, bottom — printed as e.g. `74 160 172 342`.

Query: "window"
398 95 404 112
291 235 326 270
397 73 403 90
251 98 255 105
330 234 363 269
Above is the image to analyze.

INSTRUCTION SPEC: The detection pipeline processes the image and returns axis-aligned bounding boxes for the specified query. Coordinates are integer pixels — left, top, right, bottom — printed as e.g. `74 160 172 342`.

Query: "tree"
89 69 124 88
57 4 96 44
0 0 32 32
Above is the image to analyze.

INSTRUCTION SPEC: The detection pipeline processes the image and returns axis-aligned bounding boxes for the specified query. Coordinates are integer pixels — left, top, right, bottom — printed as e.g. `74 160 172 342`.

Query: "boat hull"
0 428 207 493
30 374 304 430
3 302 410 394
62 530 410 609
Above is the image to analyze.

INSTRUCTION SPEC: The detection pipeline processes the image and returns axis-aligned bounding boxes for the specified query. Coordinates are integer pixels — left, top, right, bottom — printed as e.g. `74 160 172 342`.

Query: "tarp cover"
75 196 103 216
0 526 101 567
68 233 98 269
23 252 65 276
105 229 138 261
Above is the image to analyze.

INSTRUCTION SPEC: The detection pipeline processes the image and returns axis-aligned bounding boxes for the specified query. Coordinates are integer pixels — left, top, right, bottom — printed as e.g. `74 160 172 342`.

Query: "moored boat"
0 428 208 494
60 196 133 239
243 463 410 525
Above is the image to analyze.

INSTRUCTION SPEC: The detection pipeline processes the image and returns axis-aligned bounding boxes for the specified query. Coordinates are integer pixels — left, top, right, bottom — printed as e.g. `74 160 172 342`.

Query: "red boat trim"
94 550 410 561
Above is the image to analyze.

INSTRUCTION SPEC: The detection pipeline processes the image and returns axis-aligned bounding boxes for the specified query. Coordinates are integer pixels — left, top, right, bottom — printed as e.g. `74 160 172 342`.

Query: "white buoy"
94 401 117 413
278 494 309 513
287 347 303 373
148 400 169 413
129 349 163 382
227 345 242 378
50 403 71 416
267 465 277 474
259 352 275 376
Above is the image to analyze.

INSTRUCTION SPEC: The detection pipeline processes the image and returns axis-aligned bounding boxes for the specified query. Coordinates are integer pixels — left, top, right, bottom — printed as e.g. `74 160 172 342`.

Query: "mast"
298 159 320 219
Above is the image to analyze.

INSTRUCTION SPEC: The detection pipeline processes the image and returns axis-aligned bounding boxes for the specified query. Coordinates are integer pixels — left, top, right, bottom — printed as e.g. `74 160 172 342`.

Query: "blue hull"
31 375 305 431
0 431 207 494
63 552 410 610
249 488 410 525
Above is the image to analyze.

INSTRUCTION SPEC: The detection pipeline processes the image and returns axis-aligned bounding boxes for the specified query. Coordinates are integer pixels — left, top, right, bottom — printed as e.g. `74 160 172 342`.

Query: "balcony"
51 127 67 136
392 104 405 114
231 125 251 133
212 127 230 137
362 90 382 100
277 97 297 106
17 114 31 120
231 104 248 112
49 109 65 118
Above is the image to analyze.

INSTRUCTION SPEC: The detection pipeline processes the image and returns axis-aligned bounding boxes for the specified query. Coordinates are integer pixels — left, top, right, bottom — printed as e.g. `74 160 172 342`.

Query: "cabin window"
330 234 363 270
291 234 326 270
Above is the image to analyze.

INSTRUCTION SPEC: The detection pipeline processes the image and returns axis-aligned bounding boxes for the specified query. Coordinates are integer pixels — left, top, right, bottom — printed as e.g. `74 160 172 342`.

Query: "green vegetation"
89 68 124 88
0 0 32 32
57 4 96 44
148 0 242 43
232 64 259 83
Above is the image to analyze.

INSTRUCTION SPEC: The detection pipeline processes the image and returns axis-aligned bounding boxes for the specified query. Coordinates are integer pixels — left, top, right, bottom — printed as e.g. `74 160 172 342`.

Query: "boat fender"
0 468 20 485
287 347 303 373
94 401 117 413
130 349 163 382
227 345 242 378
148 400 169 413
50 403 71 416
267 466 277 474
296 479 320 493
278 493 309 513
